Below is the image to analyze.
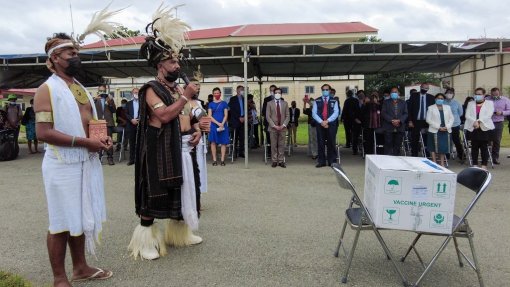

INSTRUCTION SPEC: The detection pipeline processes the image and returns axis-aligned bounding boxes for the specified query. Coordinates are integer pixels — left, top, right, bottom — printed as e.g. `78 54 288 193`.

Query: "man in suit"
228 85 246 158
266 87 290 167
381 87 408 156
341 90 359 150
262 84 277 154
288 100 300 147
126 87 140 165
407 83 435 156
312 84 340 167
94 84 116 165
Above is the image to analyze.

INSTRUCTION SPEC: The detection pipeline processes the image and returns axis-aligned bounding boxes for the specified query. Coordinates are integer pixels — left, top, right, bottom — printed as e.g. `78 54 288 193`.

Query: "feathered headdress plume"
141 3 191 68
77 2 126 44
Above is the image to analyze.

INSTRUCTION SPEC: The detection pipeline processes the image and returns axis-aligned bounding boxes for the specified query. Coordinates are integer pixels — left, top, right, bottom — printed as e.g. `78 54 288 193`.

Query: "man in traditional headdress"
34 32 113 285
128 5 204 260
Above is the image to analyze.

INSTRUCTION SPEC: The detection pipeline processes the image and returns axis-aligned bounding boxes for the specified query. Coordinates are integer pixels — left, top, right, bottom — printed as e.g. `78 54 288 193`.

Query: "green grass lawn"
0 271 32 287
294 119 510 147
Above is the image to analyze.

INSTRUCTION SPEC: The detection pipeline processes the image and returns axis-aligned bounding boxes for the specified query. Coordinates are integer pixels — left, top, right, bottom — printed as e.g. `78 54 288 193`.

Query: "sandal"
220 161 226 166
212 161 218 166
71 268 113 282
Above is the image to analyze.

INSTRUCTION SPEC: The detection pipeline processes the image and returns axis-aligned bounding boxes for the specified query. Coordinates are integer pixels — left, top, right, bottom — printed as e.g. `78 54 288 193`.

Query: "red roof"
82 22 377 49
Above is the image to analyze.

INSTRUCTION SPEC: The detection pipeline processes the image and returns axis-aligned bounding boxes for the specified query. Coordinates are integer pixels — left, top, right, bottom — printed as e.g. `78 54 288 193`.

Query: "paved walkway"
0 146 509 286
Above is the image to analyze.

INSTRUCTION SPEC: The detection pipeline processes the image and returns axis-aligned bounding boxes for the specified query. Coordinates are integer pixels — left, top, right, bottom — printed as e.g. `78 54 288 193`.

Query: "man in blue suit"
228 85 246 158
312 84 340 167
126 87 140 165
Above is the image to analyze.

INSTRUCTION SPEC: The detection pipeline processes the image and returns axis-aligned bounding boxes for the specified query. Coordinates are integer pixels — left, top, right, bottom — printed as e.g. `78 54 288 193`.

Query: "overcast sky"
1 0 509 54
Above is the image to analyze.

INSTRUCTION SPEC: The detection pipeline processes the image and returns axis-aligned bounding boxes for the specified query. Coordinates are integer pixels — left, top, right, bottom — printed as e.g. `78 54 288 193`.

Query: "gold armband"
35 111 54 123
152 102 165 110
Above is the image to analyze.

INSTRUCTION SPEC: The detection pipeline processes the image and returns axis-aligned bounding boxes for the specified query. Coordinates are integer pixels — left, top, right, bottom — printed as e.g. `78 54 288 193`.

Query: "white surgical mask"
133 93 139 100
274 93 281 100
445 93 453 99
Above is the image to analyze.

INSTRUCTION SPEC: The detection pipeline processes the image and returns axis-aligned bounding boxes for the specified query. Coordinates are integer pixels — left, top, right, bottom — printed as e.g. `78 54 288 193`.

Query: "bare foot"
54 278 72 287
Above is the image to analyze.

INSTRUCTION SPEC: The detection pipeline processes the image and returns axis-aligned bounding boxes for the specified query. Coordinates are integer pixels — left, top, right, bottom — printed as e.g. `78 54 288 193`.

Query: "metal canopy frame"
2 40 509 167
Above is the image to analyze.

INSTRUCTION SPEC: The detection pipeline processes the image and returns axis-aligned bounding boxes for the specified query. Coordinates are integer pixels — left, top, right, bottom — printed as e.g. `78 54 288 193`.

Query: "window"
223 87 233 102
120 90 133 100
305 86 315 94
280 86 289 94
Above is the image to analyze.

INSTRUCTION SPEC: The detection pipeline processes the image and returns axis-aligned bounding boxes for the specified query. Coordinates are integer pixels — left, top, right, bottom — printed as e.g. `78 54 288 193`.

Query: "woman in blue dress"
208 87 229 166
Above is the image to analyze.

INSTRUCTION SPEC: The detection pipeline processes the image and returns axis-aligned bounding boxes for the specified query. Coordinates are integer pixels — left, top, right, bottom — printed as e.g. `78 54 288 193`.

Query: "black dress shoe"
316 163 326 168
493 159 500 165
127 161 134 166
271 162 278 168
107 158 115 165
239 154 245 158
279 162 286 168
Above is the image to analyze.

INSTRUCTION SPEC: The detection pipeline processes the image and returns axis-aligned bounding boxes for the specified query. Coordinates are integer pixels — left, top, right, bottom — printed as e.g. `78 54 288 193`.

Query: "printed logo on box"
384 177 402 195
432 180 451 199
429 211 448 229
383 207 400 224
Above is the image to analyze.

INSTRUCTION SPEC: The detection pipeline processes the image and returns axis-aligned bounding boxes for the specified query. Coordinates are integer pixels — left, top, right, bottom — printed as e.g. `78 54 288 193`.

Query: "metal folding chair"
228 128 236 163
400 167 492 287
331 163 409 286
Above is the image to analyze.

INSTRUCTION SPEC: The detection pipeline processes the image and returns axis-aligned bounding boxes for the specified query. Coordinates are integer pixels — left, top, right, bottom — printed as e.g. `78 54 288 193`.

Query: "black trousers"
491 121 504 160
316 125 338 165
451 126 464 160
232 125 245 156
344 120 352 147
384 131 404 156
471 140 489 166
411 120 428 156
351 122 361 153
127 124 137 163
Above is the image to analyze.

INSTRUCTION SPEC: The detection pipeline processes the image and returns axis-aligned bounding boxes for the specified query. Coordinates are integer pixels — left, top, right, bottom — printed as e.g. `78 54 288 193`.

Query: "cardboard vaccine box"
364 155 457 234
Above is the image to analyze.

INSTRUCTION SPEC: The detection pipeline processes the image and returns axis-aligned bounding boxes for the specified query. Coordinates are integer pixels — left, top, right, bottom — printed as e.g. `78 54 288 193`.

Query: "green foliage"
364 72 441 95
105 25 141 39
0 271 32 287
357 36 383 42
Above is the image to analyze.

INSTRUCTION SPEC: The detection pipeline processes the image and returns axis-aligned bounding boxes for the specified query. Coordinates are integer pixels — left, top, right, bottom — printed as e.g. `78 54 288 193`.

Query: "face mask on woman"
475 95 484 102
435 99 444 105
390 92 399 100
445 93 453 100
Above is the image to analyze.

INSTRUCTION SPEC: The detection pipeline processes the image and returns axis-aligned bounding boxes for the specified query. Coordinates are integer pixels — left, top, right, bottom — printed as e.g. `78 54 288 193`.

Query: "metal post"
243 45 249 168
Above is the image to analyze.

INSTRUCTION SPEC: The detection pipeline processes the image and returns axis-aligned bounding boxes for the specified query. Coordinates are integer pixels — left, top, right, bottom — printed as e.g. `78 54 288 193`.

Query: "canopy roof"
1 40 509 88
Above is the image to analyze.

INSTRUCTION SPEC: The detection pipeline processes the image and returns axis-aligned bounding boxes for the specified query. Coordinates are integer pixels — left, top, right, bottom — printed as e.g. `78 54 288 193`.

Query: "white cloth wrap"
181 135 199 231
196 134 208 193
42 74 106 256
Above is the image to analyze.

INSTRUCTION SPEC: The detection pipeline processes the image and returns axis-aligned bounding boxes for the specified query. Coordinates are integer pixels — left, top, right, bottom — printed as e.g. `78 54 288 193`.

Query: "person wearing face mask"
126 87 140 165
228 85 246 158
262 84 278 155
381 87 408 156
340 89 357 149
94 84 116 165
266 87 290 167
408 83 435 157
128 9 202 261
464 87 495 170
114 98 128 152
312 84 340 167
303 96 318 159
288 101 300 148
208 87 229 166
426 93 454 167
34 32 114 284
487 87 510 164
443 88 464 162
21 98 39 154
4 94 22 156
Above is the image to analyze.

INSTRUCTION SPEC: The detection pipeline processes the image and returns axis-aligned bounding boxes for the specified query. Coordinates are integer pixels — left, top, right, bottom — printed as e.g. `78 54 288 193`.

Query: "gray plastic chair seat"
345 208 371 227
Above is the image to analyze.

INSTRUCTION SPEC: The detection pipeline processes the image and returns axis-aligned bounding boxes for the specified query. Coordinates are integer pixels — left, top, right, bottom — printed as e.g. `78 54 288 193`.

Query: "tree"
357 36 440 94
105 25 141 39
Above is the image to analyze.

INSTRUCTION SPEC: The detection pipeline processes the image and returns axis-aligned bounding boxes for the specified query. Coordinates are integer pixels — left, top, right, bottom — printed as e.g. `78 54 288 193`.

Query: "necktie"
420 95 426 120
322 97 328 121
276 100 281 126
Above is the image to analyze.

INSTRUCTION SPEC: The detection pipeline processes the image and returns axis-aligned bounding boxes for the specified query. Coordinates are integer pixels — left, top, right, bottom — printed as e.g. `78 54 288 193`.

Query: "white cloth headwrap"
181 135 199 230
47 42 75 57
45 74 106 256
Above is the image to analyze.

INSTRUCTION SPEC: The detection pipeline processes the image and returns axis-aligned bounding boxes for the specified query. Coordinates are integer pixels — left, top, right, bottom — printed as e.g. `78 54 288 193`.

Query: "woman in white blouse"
426 93 454 166
464 87 495 169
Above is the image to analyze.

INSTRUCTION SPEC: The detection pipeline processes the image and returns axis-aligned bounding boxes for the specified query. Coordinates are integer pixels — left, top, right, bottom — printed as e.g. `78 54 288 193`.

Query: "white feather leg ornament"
77 2 126 43
151 3 191 55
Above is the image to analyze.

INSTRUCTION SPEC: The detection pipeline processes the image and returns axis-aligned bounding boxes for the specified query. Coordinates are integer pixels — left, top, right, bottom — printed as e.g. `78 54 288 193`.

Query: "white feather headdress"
150 3 191 56
77 2 126 44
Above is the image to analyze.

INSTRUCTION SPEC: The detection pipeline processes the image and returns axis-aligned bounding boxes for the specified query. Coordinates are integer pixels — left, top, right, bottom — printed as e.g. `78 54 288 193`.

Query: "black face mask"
164 70 179 83
64 57 81 77
420 88 428 94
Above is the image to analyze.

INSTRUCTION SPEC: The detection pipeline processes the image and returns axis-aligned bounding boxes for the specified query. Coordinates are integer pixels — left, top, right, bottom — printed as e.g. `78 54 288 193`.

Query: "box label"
429 210 448 229
432 180 451 199
384 176 402 195
382 207 400 224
